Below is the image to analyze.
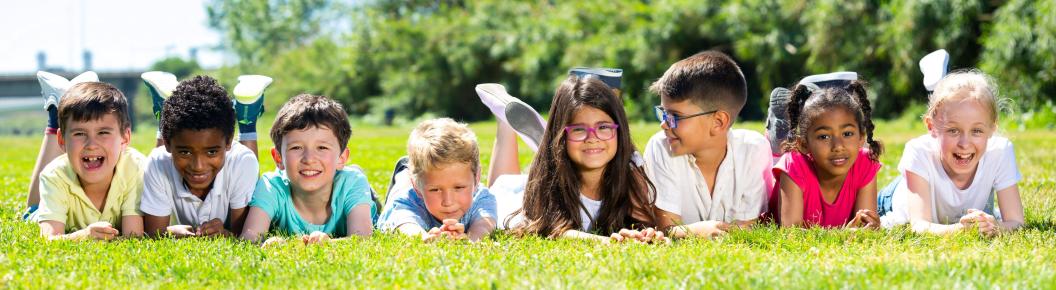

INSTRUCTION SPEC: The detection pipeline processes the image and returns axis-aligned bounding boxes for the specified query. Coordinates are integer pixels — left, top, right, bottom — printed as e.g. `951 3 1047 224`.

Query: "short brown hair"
649 50 747 117
58 82 131 132
407 118 480 186
270 94 351 152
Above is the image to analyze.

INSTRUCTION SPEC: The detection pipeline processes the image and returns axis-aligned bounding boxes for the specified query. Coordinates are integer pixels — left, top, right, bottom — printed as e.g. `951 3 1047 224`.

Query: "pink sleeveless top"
770 148 881 228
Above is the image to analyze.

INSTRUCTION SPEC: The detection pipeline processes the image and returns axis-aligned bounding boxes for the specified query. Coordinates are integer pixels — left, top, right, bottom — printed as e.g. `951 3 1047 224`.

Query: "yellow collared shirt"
32 147 148 232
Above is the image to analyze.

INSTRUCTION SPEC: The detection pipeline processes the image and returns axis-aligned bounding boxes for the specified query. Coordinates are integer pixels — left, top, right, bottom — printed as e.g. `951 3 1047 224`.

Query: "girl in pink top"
769 74 884 228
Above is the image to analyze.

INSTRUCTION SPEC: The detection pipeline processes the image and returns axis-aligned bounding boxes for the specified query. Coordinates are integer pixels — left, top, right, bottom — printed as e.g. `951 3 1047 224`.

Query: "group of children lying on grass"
22 49 1023 245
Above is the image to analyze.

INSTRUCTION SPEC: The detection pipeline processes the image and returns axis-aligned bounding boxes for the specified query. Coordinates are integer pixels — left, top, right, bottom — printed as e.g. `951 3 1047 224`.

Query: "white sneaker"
37 71 98 110
920 49 949 92
233 75 273 104
475 83 546 150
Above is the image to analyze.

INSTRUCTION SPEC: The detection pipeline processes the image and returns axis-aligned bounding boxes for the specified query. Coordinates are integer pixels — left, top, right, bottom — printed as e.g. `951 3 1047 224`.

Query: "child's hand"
74 221 119 241
961 209 999 237
262 236 286 248
197 218 232 237
689 220 729 238
846 209 881 229
422 220 468 242
166 225 196 238
609 228 670 244
301 231 332 245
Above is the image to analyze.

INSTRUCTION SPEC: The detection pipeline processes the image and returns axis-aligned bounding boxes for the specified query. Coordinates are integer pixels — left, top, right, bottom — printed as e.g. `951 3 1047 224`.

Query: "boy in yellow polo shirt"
31 82 148 240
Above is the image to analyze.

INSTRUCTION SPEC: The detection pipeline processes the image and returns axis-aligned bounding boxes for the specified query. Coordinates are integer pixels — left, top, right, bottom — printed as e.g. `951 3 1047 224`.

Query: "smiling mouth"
299 170 322 177
830 157 848 166
82 156 104 170
186 172 211 183
583 148 605 154
953 153 975 166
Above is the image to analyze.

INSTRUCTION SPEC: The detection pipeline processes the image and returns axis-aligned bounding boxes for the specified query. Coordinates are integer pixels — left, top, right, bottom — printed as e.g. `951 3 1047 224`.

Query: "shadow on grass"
1023 220 1056 231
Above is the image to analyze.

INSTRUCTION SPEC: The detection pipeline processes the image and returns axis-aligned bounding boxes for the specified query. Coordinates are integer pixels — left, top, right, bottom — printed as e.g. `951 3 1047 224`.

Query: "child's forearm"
999 220 1024 232
467 218 496 241
560 230 609 242
910 219 964 234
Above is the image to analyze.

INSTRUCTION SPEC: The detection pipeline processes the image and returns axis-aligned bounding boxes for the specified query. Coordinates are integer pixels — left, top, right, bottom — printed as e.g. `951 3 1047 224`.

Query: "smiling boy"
32 82 147 240
140 76 260 237
377 118 497 241
645 51 773 238
240 94 376 246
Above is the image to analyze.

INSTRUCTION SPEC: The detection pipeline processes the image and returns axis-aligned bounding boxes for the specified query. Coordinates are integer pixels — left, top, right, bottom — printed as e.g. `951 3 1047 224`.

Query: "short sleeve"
993 139 1022 191
376 189 432 230
852 149 882 189
33 168 69 224
898 136 934 184
643 132 682 215
228 146 260 209
248 174 282 218
122 177 143 217
734 135 773 220
139 154 173 217
335 169 375 217
469 188 498 224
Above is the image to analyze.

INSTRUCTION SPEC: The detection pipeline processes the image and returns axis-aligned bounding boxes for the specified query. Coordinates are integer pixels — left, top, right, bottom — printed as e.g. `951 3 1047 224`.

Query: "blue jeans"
877 176 902 217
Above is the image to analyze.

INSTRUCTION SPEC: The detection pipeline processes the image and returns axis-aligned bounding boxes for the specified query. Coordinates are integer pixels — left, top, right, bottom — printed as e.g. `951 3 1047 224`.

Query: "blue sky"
0 0 223 73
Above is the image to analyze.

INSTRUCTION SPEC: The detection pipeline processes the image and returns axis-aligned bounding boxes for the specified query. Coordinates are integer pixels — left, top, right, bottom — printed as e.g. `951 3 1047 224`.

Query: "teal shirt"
249 167 376 237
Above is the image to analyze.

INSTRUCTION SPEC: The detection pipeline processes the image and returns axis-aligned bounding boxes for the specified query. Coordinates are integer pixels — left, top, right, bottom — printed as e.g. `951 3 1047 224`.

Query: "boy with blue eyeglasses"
644 51 773 238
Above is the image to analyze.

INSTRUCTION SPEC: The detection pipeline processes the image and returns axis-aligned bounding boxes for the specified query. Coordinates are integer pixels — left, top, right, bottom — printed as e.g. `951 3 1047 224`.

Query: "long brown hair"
508 76 658 238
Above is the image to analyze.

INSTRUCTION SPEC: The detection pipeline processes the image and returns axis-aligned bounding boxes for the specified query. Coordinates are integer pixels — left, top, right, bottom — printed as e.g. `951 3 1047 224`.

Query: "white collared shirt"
644 129 773 223
140 142 259 226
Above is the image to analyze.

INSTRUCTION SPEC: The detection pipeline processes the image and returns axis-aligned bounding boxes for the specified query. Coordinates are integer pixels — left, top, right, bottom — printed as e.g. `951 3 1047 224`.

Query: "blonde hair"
407 118 480 185
926 69 1006 125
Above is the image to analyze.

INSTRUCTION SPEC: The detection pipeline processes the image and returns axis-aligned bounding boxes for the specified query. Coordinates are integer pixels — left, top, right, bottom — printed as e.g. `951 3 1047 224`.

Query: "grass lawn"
1 119 1054 288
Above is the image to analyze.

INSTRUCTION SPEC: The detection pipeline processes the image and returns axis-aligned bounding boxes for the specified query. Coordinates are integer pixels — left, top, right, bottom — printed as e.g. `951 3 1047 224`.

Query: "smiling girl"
771 73 885 228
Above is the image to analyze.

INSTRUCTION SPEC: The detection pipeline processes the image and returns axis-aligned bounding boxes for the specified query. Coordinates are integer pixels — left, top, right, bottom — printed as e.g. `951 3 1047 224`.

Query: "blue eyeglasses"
654 106 717 129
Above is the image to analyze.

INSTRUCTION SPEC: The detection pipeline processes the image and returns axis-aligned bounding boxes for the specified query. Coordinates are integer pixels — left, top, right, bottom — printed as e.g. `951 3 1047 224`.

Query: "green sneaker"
141 71 178 120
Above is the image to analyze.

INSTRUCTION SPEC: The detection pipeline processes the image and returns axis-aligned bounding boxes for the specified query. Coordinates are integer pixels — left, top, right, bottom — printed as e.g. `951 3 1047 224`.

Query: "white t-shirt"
490 174 603 232
644 129 773 224
883 134 1021 226
579 194 602 232
140 142 259 226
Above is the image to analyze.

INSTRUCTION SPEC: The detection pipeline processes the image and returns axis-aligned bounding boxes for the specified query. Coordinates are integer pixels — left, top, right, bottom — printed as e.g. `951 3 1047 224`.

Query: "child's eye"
816 134 831 140
317 146 329 151
843 131 856 138
178 150 191 156
972 129 985 135
206 150 219 156
946 128 959 135
289 145 302 151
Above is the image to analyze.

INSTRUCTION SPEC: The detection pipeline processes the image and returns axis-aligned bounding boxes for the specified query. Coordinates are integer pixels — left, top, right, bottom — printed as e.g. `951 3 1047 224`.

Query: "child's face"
271 126 349 196
566 106 618 173
165 129 230 197
803 108 863 179
658 97 718 156
57 113 130 189
927 97 994 180
412 162 478 221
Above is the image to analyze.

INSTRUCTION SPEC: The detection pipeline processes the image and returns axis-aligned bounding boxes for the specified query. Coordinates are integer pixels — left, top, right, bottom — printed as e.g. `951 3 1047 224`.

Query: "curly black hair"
161 75 235 143
781 80 883 161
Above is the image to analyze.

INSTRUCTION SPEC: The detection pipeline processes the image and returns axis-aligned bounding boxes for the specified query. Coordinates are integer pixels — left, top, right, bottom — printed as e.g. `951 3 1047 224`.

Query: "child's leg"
487 120 522 187
141 71 179 147
26 134 61 209
233 75 273 156
384 156 411 206
876 175 902 217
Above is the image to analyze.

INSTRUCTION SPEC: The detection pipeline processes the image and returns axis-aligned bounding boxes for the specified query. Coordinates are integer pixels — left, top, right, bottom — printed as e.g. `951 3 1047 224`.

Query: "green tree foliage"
205 0 1055 122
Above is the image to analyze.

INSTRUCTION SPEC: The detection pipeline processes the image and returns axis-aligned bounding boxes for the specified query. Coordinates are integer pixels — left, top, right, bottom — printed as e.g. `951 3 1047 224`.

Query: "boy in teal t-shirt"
251 167 375 237
240 94 376 246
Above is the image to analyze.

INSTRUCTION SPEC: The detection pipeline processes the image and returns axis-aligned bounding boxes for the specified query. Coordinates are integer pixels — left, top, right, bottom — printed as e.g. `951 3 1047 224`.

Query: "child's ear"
924 116 938 137
270 147 285 170
338 147 350 165
712 111 732 134
121 127 132 147
56 129 65 147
